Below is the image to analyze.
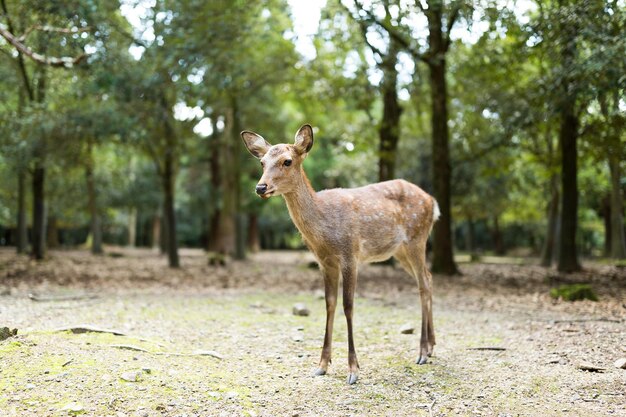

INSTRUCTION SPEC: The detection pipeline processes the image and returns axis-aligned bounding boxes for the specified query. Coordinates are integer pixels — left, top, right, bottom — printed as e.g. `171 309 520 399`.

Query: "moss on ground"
550 284 598 301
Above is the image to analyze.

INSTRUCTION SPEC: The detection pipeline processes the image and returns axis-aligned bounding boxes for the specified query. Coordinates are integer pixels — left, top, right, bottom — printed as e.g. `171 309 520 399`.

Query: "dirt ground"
0 247 625 417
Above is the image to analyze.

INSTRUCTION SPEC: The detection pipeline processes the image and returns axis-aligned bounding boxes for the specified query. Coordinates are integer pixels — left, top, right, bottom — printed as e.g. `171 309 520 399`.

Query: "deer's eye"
283 159 292 167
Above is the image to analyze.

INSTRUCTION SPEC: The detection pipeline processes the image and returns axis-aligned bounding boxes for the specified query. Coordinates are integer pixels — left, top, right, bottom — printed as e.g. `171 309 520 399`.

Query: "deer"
241 124 439 385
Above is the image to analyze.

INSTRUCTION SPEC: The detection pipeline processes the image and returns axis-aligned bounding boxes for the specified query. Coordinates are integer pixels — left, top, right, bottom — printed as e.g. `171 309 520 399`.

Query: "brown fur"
242 125 439 384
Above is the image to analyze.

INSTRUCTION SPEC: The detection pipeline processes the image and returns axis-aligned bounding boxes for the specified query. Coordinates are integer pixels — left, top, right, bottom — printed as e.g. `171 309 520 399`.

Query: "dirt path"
1 248 625 416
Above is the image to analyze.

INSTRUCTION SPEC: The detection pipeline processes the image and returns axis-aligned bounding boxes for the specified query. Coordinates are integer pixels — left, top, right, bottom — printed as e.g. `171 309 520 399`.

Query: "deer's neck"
282 168 321 241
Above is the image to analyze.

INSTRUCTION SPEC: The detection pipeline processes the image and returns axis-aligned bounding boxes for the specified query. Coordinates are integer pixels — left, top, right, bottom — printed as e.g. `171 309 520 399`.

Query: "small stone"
225 391 238 399
400 324 415 334
62 401 84 414
25 383 35 389
313 290 325 300
292 334 303 342
292 303 310 316
0 327 17 341
614 358 626 369
141 367 151 374
121 371 142 382
577 361 605 372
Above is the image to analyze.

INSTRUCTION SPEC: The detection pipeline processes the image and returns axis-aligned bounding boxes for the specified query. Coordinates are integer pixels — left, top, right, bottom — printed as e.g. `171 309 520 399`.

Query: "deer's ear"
241 131 271 159
294 124 314 155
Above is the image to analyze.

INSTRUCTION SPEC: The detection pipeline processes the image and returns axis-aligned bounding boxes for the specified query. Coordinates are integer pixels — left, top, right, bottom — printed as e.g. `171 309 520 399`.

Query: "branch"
18 25 91 42
341 2 385 59
353 0 428 63
107 19 149 48
0 23 87 68
1 0 33 100
444 3 462 52
415 0 427 13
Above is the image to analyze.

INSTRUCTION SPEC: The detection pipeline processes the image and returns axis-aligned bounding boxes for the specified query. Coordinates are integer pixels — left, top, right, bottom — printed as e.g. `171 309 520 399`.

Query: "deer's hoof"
314 368 327 376
347 372 358 385
416 356 428 365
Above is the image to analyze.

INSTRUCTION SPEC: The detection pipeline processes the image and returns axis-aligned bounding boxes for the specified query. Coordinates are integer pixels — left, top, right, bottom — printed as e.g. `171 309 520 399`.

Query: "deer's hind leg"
395 240 435 365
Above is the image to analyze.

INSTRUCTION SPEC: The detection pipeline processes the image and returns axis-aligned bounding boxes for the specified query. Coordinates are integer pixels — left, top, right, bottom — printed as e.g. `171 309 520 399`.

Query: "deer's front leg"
315 263 339 376
342 261 360 385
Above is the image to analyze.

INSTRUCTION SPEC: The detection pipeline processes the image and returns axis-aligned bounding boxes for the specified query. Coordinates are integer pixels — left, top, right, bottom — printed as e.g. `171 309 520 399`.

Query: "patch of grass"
550 284 598 301
0 339 23 354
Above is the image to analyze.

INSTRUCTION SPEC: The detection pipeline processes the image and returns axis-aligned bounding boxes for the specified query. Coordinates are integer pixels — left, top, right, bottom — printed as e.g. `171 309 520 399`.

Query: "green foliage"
0 0 623 256
550 284 599 302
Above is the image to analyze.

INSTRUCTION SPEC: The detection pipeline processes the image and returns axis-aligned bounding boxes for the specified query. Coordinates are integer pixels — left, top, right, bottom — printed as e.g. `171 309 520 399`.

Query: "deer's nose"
255 183 268 195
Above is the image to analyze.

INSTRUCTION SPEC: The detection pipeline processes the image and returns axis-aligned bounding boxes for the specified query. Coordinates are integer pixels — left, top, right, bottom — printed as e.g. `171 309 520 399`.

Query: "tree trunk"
557 104 580 272
162 149 180 267
159 210 168 254
31 68 47 260
556 5 580 273
492 215 505 256
152 212 161 250
32 163 46 260
232 100 245 261
247 213 261 253
16 169 28 254
378 40 402 182
207 125 222 252
465 216 475 254
600 195 611 257
214 105 239 257
608 155 626 259
46 215 59 248
128 207 137 247
427 11 458 274
86 139 103 255
541 174 560 266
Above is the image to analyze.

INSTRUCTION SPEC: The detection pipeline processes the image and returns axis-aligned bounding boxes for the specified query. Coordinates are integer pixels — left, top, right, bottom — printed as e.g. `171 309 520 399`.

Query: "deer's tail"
432 199 441 222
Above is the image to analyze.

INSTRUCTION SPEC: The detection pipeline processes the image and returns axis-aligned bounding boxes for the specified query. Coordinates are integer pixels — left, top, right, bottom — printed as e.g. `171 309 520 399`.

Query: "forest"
0 0 623 270
1 1 625 416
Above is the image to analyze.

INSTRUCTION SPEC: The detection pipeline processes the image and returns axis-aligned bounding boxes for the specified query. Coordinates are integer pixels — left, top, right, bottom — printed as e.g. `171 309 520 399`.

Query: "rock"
614 358 626 369
576 361 605 372
400 324 415 334
225 391 239 399
0 327 18 341
292 303 310 316
192 350 223 359
120 371 142 382
141 367 152 374
292 334 303 342
62 401 84 414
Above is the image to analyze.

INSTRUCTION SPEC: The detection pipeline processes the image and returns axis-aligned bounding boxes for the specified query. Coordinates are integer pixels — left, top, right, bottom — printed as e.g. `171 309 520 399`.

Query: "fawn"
242 124 439 384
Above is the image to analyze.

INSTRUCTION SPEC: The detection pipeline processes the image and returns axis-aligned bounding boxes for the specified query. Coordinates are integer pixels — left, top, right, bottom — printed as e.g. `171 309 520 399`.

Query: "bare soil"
0 248 625 417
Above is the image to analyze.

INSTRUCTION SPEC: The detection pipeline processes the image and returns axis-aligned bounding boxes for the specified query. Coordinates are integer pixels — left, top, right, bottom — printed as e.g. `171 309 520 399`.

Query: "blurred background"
0 0 624 272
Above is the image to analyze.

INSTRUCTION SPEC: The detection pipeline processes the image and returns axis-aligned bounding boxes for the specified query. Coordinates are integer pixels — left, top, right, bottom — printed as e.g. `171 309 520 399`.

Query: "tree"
0 0 112 259
340 1 403 181
349 0 471 274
